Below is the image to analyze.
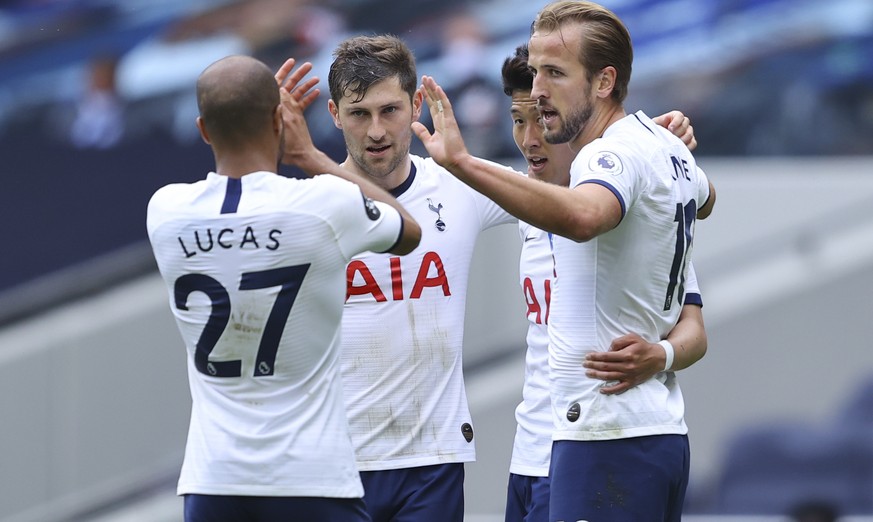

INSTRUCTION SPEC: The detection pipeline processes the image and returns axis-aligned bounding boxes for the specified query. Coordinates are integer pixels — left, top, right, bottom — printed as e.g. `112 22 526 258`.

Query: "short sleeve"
570 146 640 221
316 176 403 259
683 261 703 307
696 166 711 211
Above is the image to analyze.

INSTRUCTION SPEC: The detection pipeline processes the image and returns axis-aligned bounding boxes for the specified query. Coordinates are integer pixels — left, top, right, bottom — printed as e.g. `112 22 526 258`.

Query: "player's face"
510 90 573 187
528 24 598 145
329 76 422 188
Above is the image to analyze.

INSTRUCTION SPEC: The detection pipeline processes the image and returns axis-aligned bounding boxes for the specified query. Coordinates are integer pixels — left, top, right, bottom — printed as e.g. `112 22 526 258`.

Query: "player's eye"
383 106 397 114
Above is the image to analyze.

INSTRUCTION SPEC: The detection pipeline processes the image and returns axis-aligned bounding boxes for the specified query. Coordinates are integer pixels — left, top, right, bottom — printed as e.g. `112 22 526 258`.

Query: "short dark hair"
328 35 418 105
501 44 533 97
196 55 279 149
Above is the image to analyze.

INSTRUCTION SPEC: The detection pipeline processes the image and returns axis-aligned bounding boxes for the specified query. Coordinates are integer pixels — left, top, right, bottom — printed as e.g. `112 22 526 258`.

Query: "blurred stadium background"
1 0 871 520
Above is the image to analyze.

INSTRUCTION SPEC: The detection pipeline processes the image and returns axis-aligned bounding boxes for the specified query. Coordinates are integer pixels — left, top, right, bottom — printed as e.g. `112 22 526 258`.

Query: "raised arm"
274 58 421 255
412 75 619 242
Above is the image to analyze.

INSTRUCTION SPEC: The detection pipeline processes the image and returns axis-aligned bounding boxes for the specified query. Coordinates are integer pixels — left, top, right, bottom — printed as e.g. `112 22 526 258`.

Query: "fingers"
285 62 314 92
608 333 638 352
275 59 319 108
420 75 452 117
292 75 320 110
599 381 632 395
299 86 321 111
584 367 633 395
276 60 313 90
684 125 698 151
585 351 624 364
412 76 445 139
274 58 296 86
668 112 687 132
661 111 698 152
410 121 431 143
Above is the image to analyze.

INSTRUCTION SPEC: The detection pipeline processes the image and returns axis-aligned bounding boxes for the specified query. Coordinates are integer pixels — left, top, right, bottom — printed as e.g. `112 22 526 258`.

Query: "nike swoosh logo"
524 235 537 242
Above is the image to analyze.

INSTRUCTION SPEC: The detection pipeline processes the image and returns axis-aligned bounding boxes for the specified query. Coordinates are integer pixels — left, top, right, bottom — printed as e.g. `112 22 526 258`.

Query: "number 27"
174 264 310 378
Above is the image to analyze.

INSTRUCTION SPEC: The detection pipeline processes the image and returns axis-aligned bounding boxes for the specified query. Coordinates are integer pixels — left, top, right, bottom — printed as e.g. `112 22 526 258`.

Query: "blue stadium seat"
715 378 873 515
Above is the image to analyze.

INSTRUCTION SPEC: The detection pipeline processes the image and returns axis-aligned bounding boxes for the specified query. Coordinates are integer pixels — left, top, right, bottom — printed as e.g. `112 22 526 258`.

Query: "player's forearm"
290 148 421 253
664 305 707 371
450 154 602 241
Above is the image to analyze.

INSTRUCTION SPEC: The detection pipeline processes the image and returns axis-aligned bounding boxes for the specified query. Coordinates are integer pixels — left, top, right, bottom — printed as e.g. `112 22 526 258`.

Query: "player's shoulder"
413 154 468 195
573 138 633 179
298 175 369 224
575 114 665 176
263 173 362 207
415 154 521 193
148 180 202 214
414 154 454 180
146 181 201 235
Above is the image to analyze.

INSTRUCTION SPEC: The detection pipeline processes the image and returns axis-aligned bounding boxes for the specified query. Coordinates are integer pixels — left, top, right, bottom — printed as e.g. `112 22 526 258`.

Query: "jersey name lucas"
176 226 282 257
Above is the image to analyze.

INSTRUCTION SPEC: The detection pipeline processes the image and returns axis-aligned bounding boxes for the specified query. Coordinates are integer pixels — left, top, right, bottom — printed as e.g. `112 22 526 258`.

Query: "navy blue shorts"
183 494 371 522
505 473 550 522
359 463 465 522
549 435 690 522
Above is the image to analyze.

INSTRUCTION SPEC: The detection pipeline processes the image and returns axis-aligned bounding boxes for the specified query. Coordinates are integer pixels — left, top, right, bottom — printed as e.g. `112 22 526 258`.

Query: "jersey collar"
389 161 416 198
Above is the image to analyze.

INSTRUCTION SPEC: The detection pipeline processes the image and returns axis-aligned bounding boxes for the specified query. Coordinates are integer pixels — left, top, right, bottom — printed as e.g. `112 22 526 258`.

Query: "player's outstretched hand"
583 333 665 395
653 110 697 152
275 58 320 111
411 75 470 172
274 58 321 169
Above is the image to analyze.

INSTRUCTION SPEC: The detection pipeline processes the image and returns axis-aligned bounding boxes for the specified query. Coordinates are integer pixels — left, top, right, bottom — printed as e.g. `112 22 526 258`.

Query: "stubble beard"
346 136 411 183
544 102 593 145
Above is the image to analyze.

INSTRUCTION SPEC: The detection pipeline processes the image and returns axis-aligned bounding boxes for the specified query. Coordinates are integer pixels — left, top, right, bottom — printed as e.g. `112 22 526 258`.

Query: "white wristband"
658 340 675 372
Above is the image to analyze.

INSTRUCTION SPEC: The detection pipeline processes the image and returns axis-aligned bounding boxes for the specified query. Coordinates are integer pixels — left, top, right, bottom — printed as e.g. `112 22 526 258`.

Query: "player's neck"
340 156 411 192
570 104 626 153
213 150 278 179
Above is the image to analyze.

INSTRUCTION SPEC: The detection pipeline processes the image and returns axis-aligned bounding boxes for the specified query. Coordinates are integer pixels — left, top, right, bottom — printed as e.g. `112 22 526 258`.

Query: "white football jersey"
510 223 704 475
147 171 403 497
549 111 711 442
341 155 515 471
509 219 554 477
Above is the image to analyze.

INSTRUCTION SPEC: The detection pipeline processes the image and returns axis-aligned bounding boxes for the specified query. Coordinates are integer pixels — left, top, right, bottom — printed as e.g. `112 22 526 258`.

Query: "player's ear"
596 66 616 100
195 116 211 145
273 104 283 136
328 99 342 129
411 89 423 122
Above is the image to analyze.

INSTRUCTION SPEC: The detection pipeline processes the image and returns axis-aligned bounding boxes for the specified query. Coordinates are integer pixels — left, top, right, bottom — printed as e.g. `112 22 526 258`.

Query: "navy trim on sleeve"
220 178 242 214
577 179 626 219
683 292 703 308
378 216 406 254
699 192 712 212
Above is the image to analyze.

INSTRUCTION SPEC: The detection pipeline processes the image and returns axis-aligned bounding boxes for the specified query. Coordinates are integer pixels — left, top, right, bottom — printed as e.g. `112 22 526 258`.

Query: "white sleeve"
473 158 520 229
321 177 403 259
683 261 703 307
696 165 711 210
570 145 640 220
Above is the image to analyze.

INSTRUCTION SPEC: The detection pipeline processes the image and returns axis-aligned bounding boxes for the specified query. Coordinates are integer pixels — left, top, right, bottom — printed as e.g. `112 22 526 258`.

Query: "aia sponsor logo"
346 251 451 301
